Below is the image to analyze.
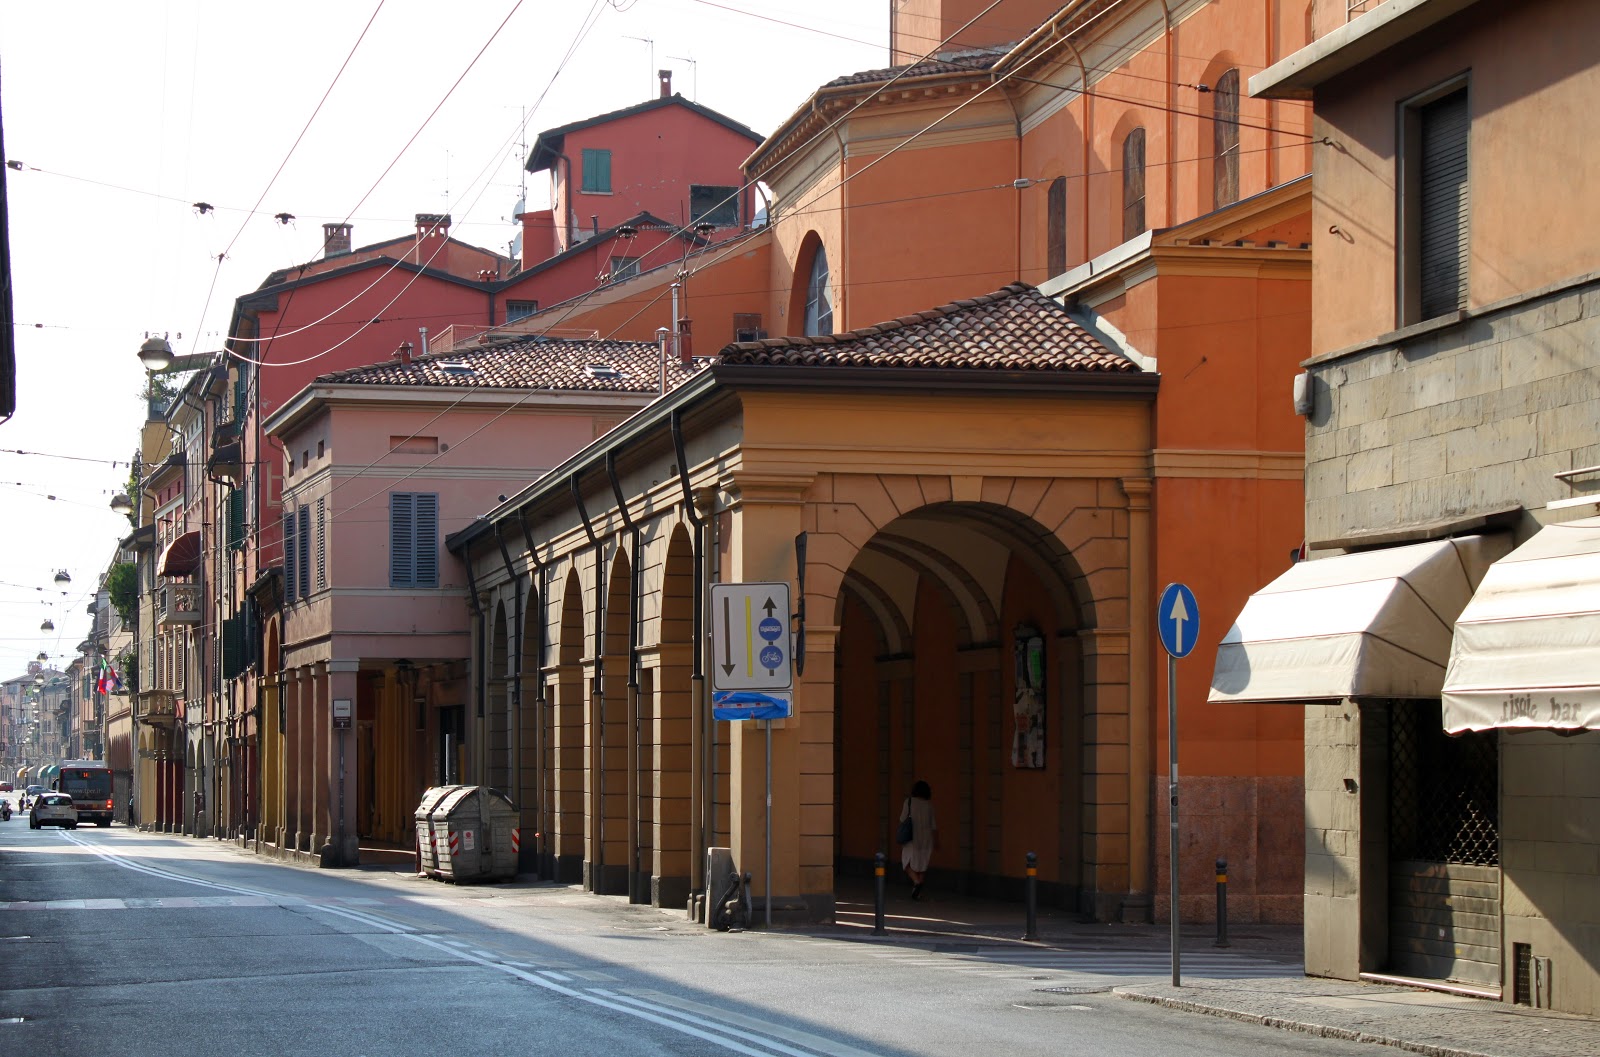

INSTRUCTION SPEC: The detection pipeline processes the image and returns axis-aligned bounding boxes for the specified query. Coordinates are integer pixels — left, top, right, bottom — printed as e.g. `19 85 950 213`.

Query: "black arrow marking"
720 595 734 677
763 597 776 616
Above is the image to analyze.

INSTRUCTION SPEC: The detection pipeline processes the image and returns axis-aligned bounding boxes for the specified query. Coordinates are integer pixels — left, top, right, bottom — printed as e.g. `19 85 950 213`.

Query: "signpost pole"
1168 651 1180 988
765 718 773 929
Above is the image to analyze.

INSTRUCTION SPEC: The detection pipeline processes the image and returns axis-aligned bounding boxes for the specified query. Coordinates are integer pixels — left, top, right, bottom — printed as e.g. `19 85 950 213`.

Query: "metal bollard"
1023 851 1038 941
873 851 886 935
1214 857 1230 948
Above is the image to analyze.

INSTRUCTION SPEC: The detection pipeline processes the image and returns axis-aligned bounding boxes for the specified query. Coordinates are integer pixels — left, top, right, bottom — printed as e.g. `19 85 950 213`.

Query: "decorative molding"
1152 449 1303 480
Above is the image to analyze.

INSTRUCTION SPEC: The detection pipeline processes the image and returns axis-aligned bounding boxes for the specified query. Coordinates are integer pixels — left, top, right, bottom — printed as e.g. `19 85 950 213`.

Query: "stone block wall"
1305 275 1600 543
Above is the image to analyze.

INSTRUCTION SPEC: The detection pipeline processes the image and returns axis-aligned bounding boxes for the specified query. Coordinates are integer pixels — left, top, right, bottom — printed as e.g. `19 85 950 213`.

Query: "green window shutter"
221 615 243 680
227 489 245 551
415 493 438 588
582 148 611 193
390 492 414 587
283 510 298 603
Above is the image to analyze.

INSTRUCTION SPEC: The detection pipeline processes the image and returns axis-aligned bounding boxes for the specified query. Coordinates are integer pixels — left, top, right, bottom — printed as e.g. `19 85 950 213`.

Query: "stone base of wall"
1152 775 1304 924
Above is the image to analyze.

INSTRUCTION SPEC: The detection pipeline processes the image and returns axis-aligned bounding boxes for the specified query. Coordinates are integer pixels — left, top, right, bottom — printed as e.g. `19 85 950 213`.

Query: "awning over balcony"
1442 516 1600 733
157 530 202 578
1209 535 1505 704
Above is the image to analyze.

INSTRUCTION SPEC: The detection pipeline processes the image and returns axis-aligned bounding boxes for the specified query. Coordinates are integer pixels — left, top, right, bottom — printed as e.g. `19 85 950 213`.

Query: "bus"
51 761 115 827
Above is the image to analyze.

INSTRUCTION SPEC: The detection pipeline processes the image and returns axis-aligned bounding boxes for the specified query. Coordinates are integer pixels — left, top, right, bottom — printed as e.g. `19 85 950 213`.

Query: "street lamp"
40 619 53 632
110 493 133 515
54 570 70 587
36 651 47 662
137 334 174 372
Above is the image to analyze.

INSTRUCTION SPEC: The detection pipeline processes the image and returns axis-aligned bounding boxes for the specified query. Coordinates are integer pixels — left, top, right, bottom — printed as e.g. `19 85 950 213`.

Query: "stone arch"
549 566 586 882
789 230 833 337
651 522 696 908
825 489 1125 915
261 617 284 846
517 576 543 871
592 544 632 896
488 601 511 791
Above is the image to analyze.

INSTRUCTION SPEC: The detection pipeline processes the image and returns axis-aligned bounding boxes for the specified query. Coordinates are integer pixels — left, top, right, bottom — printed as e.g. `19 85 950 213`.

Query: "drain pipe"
463 547 486 786
517 508 547 875
572 471 604 889
607 450 643 903
671 410 708 903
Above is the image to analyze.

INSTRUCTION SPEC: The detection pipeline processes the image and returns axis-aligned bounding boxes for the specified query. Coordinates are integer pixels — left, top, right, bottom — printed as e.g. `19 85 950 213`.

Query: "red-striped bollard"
1023 851 1038 941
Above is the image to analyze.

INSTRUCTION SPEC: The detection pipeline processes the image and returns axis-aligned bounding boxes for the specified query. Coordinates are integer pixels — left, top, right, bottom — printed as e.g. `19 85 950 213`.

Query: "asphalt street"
0 822 1401 1057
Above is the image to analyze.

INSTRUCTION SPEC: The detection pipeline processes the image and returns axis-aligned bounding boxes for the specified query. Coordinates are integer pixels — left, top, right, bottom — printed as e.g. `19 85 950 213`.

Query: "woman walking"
898 780 938 899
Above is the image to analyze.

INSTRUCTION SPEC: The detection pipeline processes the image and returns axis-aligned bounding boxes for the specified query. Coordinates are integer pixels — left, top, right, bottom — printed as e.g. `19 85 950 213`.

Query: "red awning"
158 530 202 578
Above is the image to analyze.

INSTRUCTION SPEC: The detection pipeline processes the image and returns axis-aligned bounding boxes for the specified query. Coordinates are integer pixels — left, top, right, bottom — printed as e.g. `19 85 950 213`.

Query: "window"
803 247 833 336
606 256 640 282
297 506 311 599
1123 127 1146 242
733 313 765 342
689 184 740 229
390 492 439 588
1401 85 1469 323
283 509 298 603
1212 69 1240 208
506 299 538 321
226 489 245 552
315 497 328 592
1046 176 1067 277
581 148 612 193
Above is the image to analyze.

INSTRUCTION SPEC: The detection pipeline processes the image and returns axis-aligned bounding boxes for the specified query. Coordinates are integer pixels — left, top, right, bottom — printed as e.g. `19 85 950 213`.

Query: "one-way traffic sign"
710 582 793 691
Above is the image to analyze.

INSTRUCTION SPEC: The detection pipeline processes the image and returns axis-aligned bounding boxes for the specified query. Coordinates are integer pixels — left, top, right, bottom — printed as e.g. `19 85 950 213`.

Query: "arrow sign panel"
1157 582 1200 659
711 582 793 691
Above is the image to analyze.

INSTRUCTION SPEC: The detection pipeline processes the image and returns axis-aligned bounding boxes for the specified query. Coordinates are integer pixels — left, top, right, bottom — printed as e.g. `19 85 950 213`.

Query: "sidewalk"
816 883 1597 1057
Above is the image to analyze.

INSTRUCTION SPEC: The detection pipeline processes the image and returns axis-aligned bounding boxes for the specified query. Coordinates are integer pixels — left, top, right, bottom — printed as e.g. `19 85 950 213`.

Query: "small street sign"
712 690 793 721
1156 583 1200 659
332 698 353 729
710 582 793 691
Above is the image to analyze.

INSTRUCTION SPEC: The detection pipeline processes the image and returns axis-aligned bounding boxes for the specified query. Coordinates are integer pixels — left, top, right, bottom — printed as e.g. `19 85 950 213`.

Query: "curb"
1115 989 1499 1057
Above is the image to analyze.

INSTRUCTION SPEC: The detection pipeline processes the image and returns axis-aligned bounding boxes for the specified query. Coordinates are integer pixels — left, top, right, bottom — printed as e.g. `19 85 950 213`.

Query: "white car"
29 792 77 829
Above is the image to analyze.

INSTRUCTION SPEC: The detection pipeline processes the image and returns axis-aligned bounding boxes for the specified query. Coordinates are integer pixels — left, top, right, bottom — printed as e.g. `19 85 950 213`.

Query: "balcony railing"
157 581 200 627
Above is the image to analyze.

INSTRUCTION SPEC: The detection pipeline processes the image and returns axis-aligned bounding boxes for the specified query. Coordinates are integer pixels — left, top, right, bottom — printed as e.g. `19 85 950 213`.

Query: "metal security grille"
1390 701 1499 865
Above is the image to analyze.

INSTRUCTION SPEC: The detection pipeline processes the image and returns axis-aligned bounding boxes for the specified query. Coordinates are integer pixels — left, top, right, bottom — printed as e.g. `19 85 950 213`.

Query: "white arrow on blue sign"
1157 582 1200 659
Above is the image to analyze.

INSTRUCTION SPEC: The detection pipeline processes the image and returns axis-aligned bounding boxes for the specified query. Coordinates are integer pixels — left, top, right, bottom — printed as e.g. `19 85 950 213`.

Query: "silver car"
29 792 77 829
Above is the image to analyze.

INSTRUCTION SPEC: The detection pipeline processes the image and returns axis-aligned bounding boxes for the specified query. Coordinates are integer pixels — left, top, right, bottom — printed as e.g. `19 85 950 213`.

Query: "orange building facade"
470 0 1315 923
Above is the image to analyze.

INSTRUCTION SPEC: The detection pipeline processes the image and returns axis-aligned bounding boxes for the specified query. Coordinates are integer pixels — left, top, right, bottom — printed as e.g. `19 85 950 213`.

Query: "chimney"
518 208 556 267
677 317 693 364
415 213 451 239
659 69 672 98
322 223 352 258
394 342 414 367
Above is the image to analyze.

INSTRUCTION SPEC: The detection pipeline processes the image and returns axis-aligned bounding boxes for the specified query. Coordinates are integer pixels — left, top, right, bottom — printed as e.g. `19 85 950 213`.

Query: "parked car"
29 792 76 829
0 780 13 792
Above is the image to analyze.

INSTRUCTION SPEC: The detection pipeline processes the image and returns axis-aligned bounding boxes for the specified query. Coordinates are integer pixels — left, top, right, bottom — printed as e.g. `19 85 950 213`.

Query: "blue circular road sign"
1157 582 1200 659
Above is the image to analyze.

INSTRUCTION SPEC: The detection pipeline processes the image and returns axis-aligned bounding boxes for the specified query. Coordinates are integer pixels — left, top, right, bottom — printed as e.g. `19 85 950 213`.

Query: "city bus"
51 761 115 827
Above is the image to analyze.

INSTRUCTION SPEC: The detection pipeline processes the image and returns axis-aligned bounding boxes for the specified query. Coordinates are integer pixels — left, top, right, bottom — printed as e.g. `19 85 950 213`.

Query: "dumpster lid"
437 786 480 815
416 785 467 816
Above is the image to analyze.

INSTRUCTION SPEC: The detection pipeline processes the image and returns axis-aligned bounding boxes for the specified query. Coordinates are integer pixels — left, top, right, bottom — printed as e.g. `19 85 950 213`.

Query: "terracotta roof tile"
824 44 1010 89
315 337 704 393
718 283 1138 373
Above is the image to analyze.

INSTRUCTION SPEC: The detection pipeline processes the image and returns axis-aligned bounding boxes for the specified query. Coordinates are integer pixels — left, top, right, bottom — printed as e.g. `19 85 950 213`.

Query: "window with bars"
1123 127 1147 242
1212 69 1240 208
506 299 538 321
1389 700 1499 866
390 492 439 588
1401 83 1469 324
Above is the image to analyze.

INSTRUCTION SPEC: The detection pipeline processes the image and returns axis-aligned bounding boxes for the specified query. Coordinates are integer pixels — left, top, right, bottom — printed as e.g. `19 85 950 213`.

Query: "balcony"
157 582 200 627
138 689 179 728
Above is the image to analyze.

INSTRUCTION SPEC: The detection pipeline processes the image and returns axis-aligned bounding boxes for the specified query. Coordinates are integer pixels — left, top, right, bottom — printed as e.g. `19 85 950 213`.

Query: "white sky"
0 0 889 673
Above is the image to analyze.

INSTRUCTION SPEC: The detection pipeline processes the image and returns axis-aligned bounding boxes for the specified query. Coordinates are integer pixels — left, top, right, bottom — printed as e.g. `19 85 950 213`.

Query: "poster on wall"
1012 623 1046 768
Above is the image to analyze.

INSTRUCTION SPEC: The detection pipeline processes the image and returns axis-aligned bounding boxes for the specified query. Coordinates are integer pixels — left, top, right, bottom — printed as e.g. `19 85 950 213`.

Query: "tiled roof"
718 283 1138 372
824 44 1010 89
315 338 705 393
527 95 763 172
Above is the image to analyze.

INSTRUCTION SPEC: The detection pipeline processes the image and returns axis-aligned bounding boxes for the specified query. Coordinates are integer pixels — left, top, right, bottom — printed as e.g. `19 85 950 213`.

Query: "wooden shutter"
315 497 327 591
1419 91 1469 319
283 510 298 603
1212 70 1240 208
297 506 311 598
227 489 245 551
415 493 439 588
390 492 415 587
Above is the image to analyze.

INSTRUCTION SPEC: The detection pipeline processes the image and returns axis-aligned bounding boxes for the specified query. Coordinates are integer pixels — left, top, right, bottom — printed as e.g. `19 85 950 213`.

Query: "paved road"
0 823 1397 1057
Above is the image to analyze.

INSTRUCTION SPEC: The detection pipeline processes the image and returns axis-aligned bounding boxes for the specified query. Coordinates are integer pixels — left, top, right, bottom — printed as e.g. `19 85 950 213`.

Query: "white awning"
1442 516 1600 733
1209 535 1506 704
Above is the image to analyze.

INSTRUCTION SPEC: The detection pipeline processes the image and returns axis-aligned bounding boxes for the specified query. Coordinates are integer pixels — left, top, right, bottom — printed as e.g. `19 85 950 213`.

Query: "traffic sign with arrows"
710 582 793 691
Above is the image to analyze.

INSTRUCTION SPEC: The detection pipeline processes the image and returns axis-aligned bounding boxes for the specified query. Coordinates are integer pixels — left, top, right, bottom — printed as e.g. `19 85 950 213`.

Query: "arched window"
1213 69 1240 208
1046 176 1067 276
1122 128 1146 242
803 246 833 336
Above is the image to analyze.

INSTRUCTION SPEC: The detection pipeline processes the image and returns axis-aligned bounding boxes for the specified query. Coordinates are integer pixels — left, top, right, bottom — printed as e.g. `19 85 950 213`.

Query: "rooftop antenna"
666 54 698 100
623 35 655 98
